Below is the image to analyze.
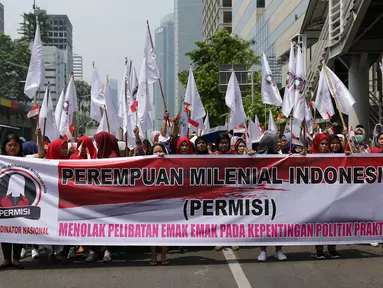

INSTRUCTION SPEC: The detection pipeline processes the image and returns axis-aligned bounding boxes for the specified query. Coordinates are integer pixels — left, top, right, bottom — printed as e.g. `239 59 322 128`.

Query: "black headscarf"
256 134 279 155
329 134 344 153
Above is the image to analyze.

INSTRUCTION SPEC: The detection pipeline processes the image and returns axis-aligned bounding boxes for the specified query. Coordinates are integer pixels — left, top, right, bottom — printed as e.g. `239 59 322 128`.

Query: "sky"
1 0 174 83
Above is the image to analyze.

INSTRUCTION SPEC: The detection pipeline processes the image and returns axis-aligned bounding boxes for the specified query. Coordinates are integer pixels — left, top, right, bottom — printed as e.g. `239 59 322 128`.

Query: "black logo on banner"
0 167 45 220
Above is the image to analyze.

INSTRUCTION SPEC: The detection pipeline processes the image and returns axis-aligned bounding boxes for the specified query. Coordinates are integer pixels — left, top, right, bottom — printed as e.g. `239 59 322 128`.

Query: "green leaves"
178 29 280 127
18 11 51 43
0 34 31 102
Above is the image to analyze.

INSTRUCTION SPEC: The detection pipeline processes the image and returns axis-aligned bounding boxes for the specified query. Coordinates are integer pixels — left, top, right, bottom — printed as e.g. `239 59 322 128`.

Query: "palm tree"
18 8 51 43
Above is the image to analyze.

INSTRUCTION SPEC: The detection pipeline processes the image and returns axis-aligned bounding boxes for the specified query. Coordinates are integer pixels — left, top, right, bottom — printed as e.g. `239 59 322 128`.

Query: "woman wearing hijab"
194 137 209 155
45 139 69 160
84 132 120 263
234 138 247 155
329 135 344 153
256 133 287 261
371 132 383 153
349 127 370 153
280 133 291 154
70 136 97 159
372 124 383 148
0 134 24 270
176 137 194 154
148 143 170 265
311 134 341 259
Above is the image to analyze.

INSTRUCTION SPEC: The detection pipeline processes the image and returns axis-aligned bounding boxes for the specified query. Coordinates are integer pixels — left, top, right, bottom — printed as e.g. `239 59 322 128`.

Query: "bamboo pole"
105 75 111 133
125 58 132 157
322 64 353 153
42 82 50 141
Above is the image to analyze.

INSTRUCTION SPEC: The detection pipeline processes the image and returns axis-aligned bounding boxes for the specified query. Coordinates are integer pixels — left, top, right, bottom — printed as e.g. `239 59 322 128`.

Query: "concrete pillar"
348 53 370 135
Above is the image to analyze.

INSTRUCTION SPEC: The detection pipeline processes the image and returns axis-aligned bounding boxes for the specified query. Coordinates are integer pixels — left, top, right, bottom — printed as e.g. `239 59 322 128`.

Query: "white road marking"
222 248 252 288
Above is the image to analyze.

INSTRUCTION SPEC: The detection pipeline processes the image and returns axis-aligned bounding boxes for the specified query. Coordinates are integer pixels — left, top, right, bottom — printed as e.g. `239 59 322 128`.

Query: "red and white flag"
184 67 206 131
27 104 39 118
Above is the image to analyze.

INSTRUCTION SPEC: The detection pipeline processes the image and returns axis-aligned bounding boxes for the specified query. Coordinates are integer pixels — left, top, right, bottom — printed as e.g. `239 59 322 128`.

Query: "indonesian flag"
27 104 39 118
188 118 199 128
130 101 138 113
62 124 74 141
277 114 286 123
327 126 335 135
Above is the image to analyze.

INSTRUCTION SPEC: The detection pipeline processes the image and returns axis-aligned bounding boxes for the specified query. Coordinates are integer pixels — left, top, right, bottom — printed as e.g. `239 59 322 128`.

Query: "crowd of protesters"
1 110 382 269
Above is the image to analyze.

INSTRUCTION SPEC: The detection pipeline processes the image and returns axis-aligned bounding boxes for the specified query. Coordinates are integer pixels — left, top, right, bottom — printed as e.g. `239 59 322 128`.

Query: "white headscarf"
6 174 26 197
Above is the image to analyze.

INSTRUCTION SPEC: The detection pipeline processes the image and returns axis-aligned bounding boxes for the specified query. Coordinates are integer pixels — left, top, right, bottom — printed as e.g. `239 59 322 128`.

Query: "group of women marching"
1 110 382 269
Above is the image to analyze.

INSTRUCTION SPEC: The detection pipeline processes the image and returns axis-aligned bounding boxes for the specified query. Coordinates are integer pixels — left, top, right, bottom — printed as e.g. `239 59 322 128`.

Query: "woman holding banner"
0 134 25 270
312 133 341 259
256 133 287 261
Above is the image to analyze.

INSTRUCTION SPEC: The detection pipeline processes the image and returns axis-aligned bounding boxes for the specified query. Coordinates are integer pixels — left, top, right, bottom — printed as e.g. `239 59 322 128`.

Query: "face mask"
355 135 364 143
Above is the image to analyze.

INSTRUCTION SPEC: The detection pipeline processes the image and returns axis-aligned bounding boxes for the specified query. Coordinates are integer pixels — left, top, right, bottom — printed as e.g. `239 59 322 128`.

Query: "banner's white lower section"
0 155 382 246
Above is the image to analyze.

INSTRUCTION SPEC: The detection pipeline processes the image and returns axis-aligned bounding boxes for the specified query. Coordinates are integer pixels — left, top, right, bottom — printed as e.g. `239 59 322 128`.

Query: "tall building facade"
202 0 232 41
46 14 73 83
73 54 83 80
174 0 203 114
41 46 66 105
232 0 309 87
0 2 4 33
153 13 175 130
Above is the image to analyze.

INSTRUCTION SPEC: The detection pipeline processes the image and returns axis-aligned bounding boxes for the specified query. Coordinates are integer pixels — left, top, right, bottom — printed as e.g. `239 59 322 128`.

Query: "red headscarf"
70 136 97 160
46 139 68 159
176 137 193 154
312 133 330 154
93 132 120 159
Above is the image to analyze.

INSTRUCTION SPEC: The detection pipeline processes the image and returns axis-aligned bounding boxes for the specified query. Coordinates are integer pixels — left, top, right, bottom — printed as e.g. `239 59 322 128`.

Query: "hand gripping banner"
0 155 383 246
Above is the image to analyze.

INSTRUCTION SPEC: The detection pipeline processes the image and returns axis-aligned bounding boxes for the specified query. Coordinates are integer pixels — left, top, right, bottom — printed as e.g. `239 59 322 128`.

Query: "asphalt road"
1 244 383 288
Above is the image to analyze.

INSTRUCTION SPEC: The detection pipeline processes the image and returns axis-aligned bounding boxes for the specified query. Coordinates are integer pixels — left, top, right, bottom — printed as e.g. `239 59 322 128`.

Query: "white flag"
261 53 282 106
184 67 206 129
97 112 108 135
39 86 60 141
203 112 210 131
248 118 263 143
315 68 335 120
293 47 306 121
105 78 120 137
24 22 45 99
91 64 105 122
282 43 296 116
324 64 356 115
137 27 161 132
54 89 65 129
59 76 77 135
118 62 130 133
291 117 302 138
128 61 139 104
305 101 313 135
225 71 246 130
267 110 278 134
180 110 189 137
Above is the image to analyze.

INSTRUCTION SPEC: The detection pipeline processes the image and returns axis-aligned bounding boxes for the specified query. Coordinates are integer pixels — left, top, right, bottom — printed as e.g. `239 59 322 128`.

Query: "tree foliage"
0 34 31 102
178 29 280 127
18 9 51 43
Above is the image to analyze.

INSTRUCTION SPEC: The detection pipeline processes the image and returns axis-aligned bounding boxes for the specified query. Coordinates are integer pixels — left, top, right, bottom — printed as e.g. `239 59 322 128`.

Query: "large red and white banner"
0 155 383 246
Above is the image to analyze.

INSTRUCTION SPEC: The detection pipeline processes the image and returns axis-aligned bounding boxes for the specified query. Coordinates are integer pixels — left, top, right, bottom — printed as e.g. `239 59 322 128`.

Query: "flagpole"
105 75 111 134
70 72 78 140
322 64 353 153
125 58 132 157
42 82 50 141
147 20 167 110
289 116 293 153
